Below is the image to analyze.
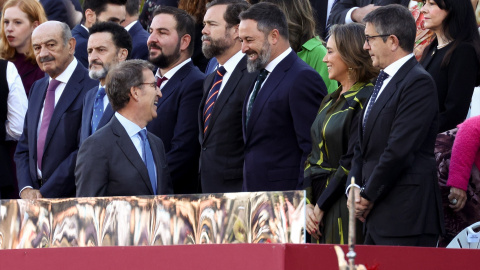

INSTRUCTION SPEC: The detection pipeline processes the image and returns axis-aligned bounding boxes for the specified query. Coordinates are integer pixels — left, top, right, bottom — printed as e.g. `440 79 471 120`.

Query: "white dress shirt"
124 20 137 31
216 50 244 96
247 47 293 109
5 61 27 141
155 58 191 90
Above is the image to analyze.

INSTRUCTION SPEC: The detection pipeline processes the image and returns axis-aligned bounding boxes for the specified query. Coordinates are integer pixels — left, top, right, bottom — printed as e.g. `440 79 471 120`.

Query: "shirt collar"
124 21 137 31
81 24 89 32
383 53 414 78
222 50 244 74
115 112 143 138
155 58 191 79
49 58 78 84
264 47 292 73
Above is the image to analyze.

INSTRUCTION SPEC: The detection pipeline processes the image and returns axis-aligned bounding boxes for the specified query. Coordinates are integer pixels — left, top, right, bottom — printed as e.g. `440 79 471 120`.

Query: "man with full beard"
198 0 257 193
79 22 132 145
146 7 205 194
239 3 327 192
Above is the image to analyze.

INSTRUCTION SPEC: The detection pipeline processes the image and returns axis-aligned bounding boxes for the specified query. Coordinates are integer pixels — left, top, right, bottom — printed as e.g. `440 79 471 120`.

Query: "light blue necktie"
91 87 106 133
138 129 157 195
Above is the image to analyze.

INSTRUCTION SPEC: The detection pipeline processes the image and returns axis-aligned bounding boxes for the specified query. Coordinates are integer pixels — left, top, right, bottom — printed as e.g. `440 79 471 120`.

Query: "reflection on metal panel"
0 191 305 249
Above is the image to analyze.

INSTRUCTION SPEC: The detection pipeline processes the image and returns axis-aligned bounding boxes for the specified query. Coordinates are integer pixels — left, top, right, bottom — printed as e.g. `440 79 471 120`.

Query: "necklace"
436 40 452 49
432 40 453 56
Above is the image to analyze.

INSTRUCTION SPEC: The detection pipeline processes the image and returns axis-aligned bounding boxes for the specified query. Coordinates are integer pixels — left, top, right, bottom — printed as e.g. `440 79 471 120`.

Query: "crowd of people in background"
0 0 479 248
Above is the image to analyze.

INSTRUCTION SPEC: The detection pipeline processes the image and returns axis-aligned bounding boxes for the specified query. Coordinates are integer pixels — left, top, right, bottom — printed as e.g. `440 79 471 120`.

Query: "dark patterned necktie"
246 69 269 126
203 66 227 133
91 87 106 134
362 70 389 133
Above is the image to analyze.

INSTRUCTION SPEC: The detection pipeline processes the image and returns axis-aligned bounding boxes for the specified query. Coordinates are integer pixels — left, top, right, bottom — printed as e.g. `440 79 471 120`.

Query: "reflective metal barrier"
0 191 305 249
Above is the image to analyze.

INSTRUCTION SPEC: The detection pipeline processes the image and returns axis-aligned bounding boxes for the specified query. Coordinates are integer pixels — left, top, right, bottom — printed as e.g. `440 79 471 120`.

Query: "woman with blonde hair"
0 0 47 95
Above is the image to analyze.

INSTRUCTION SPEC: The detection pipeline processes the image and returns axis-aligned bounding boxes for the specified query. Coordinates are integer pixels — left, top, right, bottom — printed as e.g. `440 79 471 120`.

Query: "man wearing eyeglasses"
75 60 173 197
346 5 444 246
146 7 205 195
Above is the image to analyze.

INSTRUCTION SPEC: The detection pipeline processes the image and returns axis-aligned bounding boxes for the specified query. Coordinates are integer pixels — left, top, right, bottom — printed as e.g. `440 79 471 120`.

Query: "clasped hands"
347 186 373 222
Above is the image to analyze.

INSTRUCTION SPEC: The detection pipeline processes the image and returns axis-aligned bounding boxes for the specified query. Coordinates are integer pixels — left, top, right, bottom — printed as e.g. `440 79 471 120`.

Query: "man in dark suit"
121 0 150 60
146 7 205 194
14 21 97 199
347 5 444 246
79 22 131 145
326 0 409 27
72 0 127 68
76 60 173 197
238 3 327 192
199 0 255 193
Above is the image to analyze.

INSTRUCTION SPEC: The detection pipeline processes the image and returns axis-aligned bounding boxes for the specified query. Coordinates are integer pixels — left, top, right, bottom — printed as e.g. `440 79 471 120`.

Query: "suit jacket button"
202 147 206 151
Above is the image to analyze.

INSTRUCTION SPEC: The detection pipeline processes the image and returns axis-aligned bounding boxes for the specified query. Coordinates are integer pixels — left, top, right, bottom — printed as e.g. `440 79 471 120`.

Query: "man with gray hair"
238 3 327 192
75 59 173 197
347 4 444 246
15 21 97 199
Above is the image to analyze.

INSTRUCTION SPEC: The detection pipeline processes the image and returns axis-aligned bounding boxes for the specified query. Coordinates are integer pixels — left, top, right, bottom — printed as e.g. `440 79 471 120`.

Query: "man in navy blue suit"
14 21 97 199
72 0 127 68
146 7 205 194
239 3 327 192
121 0 150 60
79 22 131 145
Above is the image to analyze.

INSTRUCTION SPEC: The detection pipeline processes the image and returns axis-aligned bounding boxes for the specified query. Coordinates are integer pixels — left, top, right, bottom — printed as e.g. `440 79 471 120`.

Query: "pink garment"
447 115 480 191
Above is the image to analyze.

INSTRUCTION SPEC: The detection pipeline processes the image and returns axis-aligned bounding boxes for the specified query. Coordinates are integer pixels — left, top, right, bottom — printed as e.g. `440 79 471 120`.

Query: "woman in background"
0 0 47 95
261 0 338 93
304 23 378 244
420 0 480 132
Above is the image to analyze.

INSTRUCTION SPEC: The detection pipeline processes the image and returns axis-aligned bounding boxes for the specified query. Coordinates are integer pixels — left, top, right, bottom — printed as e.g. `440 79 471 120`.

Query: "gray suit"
75 116 173 197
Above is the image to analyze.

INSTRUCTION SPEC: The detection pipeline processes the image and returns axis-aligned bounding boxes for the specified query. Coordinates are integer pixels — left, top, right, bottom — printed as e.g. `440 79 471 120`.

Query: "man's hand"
20 188 43 200
351 4 380 23
355 197 373 222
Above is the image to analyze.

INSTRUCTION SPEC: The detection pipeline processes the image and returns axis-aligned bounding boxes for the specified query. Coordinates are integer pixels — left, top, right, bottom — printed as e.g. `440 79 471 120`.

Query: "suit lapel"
199 72 215 142
84 86 97 135
204 56 247 142
245 51 295 140
111 117 154 194
362 57 417 147
98 105 114 130
157 62 192 108
29 77 49 156
44 63 84 152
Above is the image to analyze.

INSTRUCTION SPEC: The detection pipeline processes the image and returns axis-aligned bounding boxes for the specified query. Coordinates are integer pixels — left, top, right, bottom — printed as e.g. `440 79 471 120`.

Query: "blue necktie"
203 66 227 133
91 87 106 133
363 70 389 133
246 69 269 126
138 129 157 195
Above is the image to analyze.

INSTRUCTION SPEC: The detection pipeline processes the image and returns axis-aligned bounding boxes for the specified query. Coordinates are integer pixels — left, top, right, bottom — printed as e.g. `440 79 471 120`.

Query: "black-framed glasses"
365 34 391 46
138 82 157 89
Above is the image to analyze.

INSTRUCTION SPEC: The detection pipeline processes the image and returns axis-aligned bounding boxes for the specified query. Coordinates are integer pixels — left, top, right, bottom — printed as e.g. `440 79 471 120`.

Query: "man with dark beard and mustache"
239 3 327 192
198 0 258 193
79 22 132 145
146 7 205 194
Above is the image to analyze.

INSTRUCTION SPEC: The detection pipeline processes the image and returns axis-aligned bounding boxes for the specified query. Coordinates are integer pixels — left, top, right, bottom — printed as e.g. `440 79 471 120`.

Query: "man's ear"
85 9 96 27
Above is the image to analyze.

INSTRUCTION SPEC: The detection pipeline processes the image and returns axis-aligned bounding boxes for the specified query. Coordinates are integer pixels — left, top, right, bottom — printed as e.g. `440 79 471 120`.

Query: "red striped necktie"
203 66 227 133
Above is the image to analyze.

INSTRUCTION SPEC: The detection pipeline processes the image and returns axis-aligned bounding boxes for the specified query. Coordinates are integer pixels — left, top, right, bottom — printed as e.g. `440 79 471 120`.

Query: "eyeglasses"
365 34 391 46
138 82 158 89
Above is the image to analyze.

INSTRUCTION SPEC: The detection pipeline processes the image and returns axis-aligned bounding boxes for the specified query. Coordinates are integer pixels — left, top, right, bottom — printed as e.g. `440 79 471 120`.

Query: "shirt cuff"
345 7 359 24
345 183 360 198
19 186 33 198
